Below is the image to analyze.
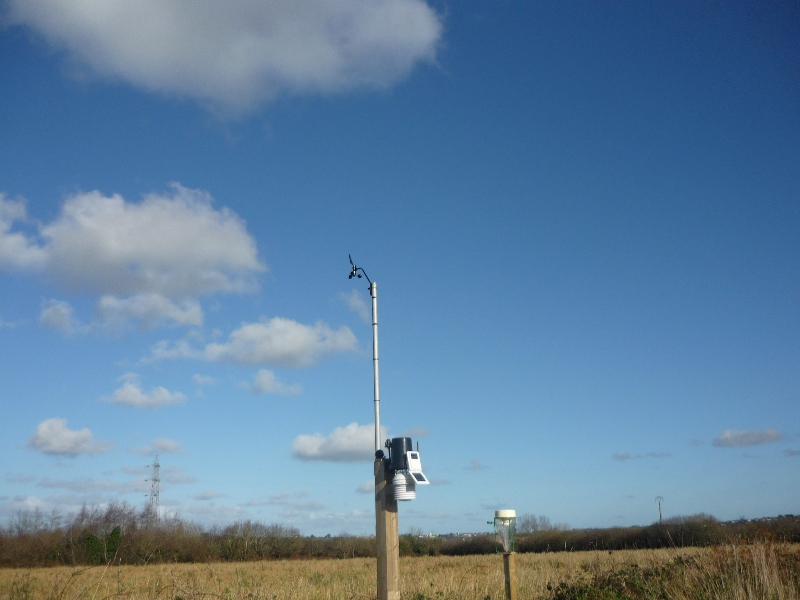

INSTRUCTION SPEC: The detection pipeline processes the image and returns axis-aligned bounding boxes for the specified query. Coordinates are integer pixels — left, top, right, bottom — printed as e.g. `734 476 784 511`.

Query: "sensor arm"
348 254 372 286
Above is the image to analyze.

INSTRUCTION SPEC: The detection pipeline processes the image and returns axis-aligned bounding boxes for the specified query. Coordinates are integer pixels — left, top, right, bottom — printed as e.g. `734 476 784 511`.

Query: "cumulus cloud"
250 492 326 511
194 490 226 501
340 289 371 323
38 476 147 494
103 373 187 409
97 293 203 329
151 438 184 454
712 428 783 448
250 369 301 395
192 374 217 386
1 185 264 298
292 422 383 462
39 299 79 333
0 195 47 270
161 466 196 484
27 418 110 456
150 340 201 361
5 0 442 114
204 317 357 367
131 437 184 455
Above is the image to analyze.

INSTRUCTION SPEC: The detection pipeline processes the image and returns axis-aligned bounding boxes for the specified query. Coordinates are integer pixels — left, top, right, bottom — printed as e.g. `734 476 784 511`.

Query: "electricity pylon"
146 455 160 523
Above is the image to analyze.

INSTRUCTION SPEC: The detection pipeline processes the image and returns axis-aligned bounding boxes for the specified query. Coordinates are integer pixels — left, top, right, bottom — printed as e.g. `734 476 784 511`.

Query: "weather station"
348 256 429 600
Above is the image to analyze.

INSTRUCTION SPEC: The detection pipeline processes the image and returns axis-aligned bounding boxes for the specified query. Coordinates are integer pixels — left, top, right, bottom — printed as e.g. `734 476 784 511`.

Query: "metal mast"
370 280 380 453
348 255 380 451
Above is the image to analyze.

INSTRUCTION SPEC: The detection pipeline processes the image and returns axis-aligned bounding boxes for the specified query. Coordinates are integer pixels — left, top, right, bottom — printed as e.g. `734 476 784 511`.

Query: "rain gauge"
491 509 518 600
494 509 516 552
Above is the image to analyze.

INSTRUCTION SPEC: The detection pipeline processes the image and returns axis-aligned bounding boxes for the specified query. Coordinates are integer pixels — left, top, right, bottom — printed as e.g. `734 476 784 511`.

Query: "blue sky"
1 0 798 536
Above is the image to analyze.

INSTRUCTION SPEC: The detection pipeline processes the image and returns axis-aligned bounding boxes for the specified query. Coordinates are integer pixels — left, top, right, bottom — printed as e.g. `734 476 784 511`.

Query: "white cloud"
6 0 442 114
292 422 383 462
193 374 217 386
712 428 783 448
250 369 301 395
38 477 147 494
356 480 374 494
2 185 264 298
340 289 371 323
40 294 201 333
204 317 357 367
297 508 372 530
103 374 186 409
161 466 196 484
194 490 225 501
0 195 48 270
27 418 110 456
39 299 79 333
249 492 326 511
97 293 203 329
150 339 201 361
131 437 184 455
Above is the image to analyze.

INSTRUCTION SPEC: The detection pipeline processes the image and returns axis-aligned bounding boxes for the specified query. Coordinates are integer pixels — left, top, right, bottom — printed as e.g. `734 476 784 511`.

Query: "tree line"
443 513 800 556
1 504 798 567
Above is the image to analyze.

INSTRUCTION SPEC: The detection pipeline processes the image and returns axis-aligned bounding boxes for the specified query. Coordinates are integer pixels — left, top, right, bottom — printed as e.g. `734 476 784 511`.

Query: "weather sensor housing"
387 437 429 501
406 451 429 484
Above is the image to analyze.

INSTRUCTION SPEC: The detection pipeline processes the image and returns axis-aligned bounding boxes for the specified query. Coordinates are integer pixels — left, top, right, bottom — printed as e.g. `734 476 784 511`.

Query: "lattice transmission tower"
146 455 160 523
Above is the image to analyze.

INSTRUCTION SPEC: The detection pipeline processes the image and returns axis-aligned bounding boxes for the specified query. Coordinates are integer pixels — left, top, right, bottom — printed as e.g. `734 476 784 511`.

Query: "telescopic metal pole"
371 282 380 453
370 280 398 600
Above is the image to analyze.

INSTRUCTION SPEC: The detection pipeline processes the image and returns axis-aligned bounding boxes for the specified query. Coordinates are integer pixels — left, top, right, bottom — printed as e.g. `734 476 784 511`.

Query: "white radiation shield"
392 472 416 500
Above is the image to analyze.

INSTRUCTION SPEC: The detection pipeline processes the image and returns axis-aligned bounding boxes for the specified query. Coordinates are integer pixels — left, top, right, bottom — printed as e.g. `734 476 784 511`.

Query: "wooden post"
375 458 400 600
503 552 517 600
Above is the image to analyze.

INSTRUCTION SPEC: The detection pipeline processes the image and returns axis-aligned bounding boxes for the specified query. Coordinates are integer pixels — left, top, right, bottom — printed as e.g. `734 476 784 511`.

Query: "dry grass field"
1 542 798 600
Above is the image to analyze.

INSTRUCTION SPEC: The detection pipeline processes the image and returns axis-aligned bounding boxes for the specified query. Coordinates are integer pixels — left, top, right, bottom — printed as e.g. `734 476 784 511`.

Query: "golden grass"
1 543 797 600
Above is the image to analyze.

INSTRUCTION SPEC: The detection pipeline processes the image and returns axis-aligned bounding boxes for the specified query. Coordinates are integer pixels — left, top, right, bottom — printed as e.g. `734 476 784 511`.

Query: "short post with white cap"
494 510 518 600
